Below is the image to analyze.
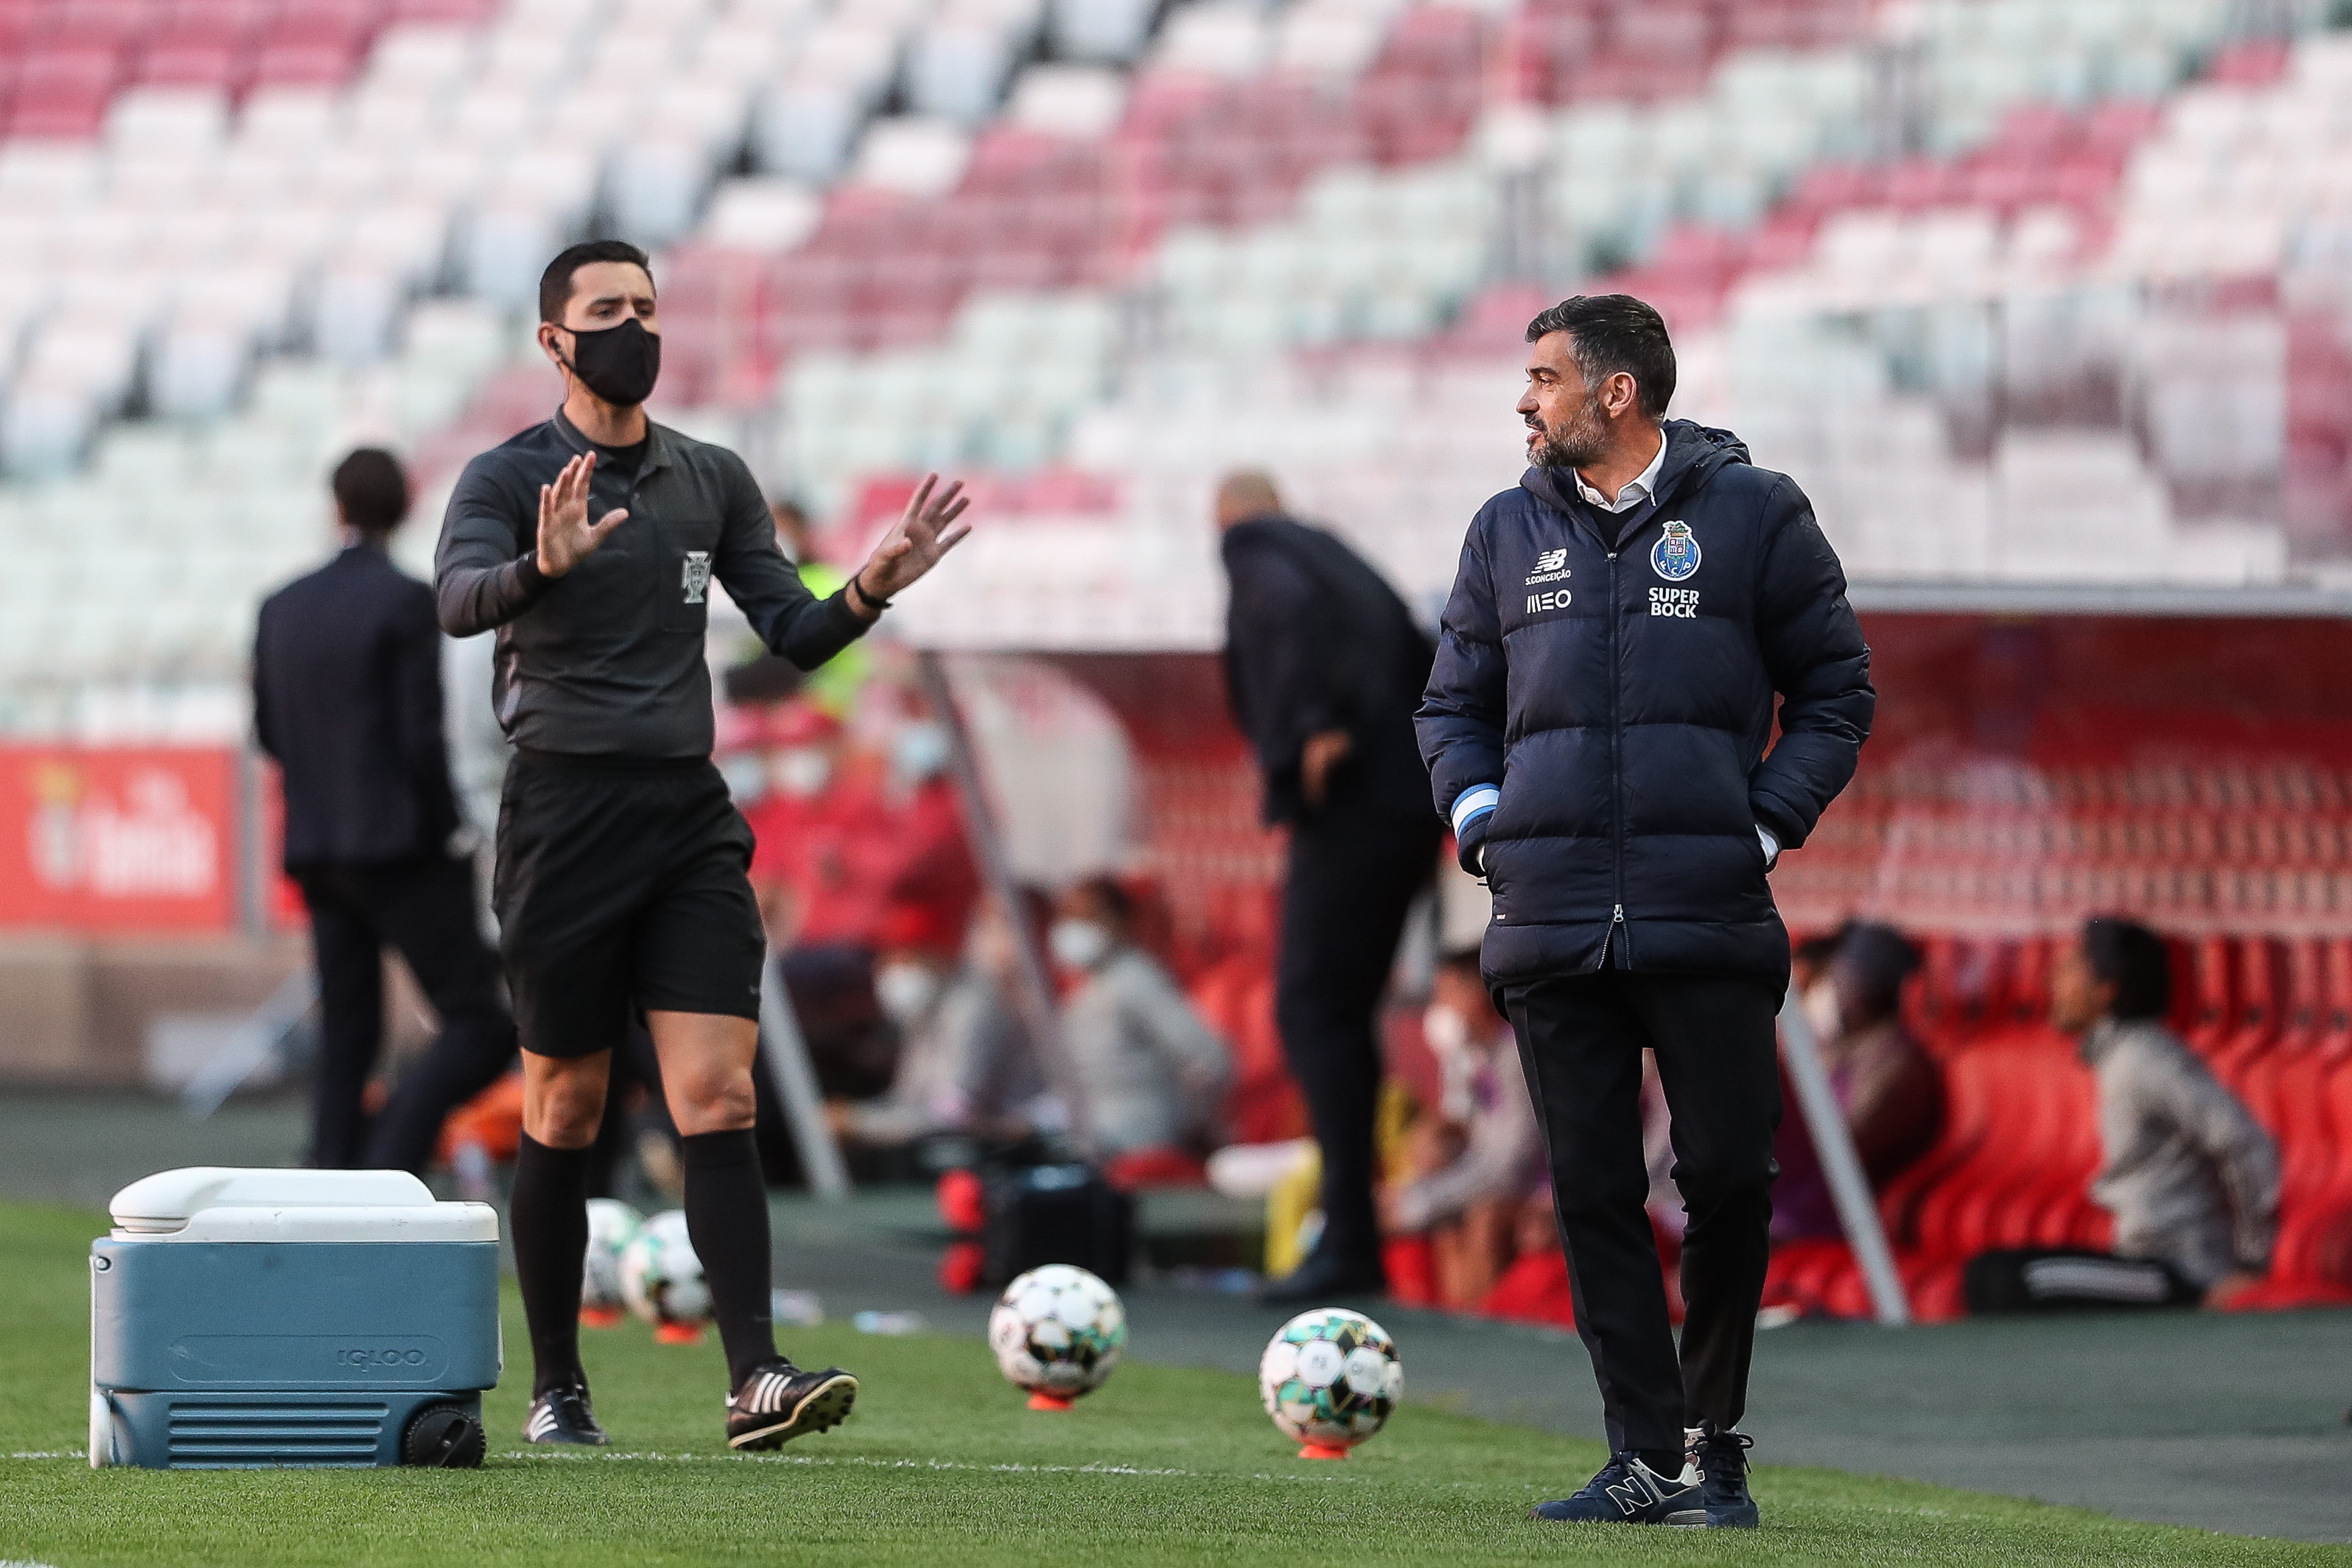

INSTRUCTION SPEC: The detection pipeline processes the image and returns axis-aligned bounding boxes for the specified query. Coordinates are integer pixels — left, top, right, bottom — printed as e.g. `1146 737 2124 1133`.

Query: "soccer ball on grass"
1258 1307 1401 1458
581 1198 642 1328
987 1264 1126 1410
620 1208 711 1344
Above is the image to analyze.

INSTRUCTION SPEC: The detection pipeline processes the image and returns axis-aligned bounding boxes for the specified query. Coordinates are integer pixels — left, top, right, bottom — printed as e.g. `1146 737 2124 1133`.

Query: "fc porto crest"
1650 520 1701 583
682 550 712 604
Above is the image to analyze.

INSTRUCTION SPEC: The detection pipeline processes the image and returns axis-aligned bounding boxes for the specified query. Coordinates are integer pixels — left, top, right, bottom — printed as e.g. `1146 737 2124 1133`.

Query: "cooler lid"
108 1167 497 1243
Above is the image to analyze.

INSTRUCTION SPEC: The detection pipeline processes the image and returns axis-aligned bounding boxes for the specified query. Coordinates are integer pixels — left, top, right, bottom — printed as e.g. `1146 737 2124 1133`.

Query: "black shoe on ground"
727 1358 858 1451
1257 1244 1385 1307
1689 1423 1760 1527
1529 1455 1708 1525
523 1385 607 1446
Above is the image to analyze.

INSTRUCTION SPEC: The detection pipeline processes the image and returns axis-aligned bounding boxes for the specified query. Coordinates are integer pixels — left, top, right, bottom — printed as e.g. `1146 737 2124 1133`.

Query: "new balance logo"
1603 1477 1651 1516
1524 547 1572 587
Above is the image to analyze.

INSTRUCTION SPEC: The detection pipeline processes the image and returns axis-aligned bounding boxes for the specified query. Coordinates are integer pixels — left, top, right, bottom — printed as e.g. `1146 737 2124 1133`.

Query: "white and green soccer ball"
987 1264 1127 1399
619 1209 710 1329
582 1198 643 1312
1259 1308 1401 1447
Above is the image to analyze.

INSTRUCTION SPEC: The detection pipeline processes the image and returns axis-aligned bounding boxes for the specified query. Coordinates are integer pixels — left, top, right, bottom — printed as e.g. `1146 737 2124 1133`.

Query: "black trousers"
1275 808 1438 1267
1503 968 1782 1457
298 853 517 1172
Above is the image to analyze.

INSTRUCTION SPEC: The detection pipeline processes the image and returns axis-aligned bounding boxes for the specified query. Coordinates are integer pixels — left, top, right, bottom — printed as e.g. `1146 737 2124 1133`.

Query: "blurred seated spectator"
875 699 981 946
1051 877 1232 1165
1382 947 1542 1309
745 695 979 960
746 701 893 951
1966 917 2281 1313
721 497 869 713
841 898 1045 1151
1769 921 1944 1242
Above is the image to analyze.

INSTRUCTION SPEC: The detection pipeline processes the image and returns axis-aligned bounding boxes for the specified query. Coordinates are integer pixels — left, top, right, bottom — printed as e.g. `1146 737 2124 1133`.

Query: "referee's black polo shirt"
434 409 867 760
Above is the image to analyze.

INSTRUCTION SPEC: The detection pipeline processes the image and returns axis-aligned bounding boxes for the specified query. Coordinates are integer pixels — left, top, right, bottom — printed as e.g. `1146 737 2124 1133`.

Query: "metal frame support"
758 957 851 1201
917 648 1095 1157
1777 987 1913 1326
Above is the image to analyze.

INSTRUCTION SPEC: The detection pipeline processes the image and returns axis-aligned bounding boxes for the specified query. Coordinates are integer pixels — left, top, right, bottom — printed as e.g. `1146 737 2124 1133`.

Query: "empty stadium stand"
4 0 2352 1316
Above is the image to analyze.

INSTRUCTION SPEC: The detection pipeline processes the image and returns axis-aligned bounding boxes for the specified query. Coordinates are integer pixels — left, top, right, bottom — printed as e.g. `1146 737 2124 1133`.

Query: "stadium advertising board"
0 748 239 933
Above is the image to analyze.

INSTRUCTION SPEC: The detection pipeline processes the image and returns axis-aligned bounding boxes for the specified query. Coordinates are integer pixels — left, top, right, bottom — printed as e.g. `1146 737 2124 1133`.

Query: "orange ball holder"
654 1322 705 1345
1296 1442 1351 1460
1026 1391 1076 1412
578 1306 625 1329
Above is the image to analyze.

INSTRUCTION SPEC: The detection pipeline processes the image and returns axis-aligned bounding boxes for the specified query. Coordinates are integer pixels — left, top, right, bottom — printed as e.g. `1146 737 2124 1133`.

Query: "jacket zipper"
1603 547 1625 969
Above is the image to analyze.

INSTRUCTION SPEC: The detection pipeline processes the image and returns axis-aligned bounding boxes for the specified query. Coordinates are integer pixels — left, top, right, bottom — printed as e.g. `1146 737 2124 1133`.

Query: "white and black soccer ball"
619 1209 710 1328
1259 1308 1401 1448
987 1264 1127 1399
582 1198 642 1312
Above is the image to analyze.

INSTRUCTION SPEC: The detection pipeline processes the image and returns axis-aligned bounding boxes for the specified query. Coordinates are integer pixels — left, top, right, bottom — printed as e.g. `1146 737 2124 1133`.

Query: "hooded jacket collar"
1519 419 1751 549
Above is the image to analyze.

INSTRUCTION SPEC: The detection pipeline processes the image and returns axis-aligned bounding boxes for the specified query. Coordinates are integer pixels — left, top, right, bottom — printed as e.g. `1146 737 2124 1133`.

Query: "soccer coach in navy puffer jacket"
1418 295 1872 1528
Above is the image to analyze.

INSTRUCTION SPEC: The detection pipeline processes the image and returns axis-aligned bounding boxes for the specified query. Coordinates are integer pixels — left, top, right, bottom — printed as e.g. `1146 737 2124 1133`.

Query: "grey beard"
1532 427 1602 471
1530 391 1609 469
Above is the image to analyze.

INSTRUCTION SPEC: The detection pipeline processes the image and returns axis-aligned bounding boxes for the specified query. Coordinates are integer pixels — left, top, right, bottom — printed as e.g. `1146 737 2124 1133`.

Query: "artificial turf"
1 1199 2342 1568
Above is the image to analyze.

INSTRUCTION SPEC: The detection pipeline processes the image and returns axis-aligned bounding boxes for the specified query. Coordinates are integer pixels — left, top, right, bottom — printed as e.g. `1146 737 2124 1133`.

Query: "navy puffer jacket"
1416 420 1873 986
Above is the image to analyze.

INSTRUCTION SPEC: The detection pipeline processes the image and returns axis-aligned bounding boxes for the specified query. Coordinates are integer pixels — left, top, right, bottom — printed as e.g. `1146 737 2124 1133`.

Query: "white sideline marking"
496 1451 1352 1484
3 1446 1362 1488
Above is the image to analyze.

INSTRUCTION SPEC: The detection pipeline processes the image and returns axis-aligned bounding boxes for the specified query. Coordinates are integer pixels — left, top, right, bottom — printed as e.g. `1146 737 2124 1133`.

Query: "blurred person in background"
1419 295 1872 1527
253 447 517 1174
746 695 979 1102
1217 469 1441 1303
1967 917 2279 1313
1051 877 1231 1172
840 897 1044 1155
723 497 869 715
1771 922 1943 1241
1383 947 1543 1309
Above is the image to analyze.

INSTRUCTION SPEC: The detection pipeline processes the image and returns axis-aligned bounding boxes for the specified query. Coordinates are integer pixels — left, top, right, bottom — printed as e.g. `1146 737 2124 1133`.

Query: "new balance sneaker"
726 1358 858 1451
1688 1423 1760 1528
524 1385 607 1446
1529 1455 1709 1525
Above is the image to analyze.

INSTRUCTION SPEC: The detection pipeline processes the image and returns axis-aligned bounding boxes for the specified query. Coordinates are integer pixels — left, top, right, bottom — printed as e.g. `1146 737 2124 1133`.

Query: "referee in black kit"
435 240 971 1450
1419 296 1872 1528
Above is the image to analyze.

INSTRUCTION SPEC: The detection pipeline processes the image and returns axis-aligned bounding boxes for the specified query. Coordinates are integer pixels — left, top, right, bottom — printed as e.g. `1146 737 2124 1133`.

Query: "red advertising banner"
0 748 239 934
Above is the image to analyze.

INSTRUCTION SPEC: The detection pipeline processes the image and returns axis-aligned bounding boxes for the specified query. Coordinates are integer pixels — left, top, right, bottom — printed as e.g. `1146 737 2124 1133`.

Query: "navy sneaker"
726 1358 858 1450
1530 1455 1708 1525
524 1384 607 1446
1689 1424 1760 1528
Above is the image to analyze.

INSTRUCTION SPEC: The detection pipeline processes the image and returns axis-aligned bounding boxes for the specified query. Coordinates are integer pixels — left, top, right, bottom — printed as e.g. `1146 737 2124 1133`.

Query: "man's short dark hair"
539 239 654 325
2082 917 2171 1022
1525 293 1676 420
331 447 409 534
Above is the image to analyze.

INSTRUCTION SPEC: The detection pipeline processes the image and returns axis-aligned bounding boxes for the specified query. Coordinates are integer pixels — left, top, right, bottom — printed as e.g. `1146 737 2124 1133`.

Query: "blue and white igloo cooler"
89 1167 501 1469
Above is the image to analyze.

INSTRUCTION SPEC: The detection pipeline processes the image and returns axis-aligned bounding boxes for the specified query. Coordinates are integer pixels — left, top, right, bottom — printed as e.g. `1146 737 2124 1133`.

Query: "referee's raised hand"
848 473 971 617
536 451 630 578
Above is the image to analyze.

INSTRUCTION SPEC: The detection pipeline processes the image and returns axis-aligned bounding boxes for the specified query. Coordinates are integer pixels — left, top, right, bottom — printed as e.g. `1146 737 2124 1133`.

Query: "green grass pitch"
0 1200 2340 1567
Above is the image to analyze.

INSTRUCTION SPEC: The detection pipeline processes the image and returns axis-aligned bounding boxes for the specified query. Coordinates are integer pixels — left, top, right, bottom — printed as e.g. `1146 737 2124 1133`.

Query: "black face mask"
561 316 660 407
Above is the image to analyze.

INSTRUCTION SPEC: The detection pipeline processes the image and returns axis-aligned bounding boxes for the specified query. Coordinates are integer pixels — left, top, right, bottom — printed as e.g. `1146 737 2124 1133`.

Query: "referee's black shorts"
494 750 767 1060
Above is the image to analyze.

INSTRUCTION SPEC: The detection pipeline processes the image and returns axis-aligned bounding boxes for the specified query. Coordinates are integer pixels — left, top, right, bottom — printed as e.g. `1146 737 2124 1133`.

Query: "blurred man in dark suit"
1217 469 1440 1303
254 447 515 1172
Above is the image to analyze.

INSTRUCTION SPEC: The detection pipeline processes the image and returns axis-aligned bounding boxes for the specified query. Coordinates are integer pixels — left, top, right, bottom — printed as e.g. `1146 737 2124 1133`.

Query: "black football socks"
511 1133 591 1398
680 1128 780 1389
